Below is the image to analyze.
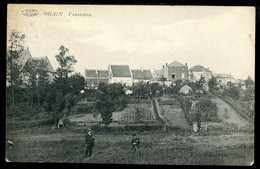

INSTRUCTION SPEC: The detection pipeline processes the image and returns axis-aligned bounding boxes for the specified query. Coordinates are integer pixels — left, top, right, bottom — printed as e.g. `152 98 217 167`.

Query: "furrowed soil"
6 126 254 165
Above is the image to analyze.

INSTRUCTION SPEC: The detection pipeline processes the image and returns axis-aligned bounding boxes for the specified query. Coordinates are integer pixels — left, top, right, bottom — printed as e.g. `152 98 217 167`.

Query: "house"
131 68 153 84
108 65 133 86
189 65 212 82
7 47 55 86
21 56 56 83
85 69 109 88
154 61 188 82
213 73 235 86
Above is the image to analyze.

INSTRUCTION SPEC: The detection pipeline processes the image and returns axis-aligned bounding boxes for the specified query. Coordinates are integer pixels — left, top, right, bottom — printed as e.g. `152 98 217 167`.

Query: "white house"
108 65 133 86
189 65 212 82
131 68 153 84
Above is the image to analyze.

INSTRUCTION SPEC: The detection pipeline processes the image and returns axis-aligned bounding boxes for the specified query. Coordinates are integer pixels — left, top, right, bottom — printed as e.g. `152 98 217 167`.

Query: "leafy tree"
22 59 50 107
67 73 85 94
223 86 240 100
132 83 149 99
241 85 254 102
208 76 217 89
244 76 254 88
150 83 163 97
94 83 127 126
6 30 26 106
54 45 77 95
194 98 218 122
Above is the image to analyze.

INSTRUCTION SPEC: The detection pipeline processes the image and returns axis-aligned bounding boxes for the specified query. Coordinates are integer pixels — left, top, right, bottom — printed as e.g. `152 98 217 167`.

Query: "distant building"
85 69 109 87
108 65 133 86
154 61 188 82
131 68 153 84
7 47 55 86
213 73 235 86
189 65 212 82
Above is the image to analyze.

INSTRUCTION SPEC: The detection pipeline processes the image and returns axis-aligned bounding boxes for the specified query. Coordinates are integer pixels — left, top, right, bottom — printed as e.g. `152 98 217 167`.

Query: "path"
153 98 189 128
209 93 250 128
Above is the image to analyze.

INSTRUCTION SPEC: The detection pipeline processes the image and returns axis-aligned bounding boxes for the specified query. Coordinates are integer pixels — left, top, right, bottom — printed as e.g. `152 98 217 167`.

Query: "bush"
194 98 219 122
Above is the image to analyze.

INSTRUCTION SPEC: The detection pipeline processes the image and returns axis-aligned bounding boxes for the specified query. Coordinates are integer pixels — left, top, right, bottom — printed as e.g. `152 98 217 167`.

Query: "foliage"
223 85 240 100
194 98 219 122
150 83 163 97
54 45 77 95
132 83 150 99
244 76 254 88
241 85 254 102
94 83 127 126
6 30 26 106
67 73 85 94
208 76 218 89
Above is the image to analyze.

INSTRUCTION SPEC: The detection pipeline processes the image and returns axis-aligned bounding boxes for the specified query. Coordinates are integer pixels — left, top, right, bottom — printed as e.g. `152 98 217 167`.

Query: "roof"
213 73 234 79
131 69 153 80
26 57 55 72
85 69 109 78
110 65 131 77
168 61 187 67
189 65 211 72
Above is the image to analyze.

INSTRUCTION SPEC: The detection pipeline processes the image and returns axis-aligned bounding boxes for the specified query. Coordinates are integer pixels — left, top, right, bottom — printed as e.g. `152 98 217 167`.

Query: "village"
5 5 255 165
6 42 254 165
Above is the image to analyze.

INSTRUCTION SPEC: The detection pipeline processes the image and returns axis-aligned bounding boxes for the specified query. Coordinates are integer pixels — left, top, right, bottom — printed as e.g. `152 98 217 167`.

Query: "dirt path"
209 93 250 127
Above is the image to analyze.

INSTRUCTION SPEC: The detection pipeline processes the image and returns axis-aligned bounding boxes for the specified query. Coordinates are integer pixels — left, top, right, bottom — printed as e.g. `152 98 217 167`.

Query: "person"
85 128 95 158
131 134 140 157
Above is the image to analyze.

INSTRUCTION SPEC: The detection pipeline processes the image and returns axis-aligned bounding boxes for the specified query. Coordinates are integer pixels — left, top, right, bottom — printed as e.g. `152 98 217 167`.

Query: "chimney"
166 63 168 67
141 67 143 72
163 65 164 68
185 63 187 66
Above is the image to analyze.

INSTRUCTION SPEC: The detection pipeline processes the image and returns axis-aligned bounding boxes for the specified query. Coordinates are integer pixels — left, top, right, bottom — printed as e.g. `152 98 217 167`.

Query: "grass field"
6 126 254 165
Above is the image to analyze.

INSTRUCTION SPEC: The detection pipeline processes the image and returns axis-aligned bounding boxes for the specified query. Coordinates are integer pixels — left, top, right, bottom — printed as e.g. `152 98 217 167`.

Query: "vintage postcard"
6 4 255 165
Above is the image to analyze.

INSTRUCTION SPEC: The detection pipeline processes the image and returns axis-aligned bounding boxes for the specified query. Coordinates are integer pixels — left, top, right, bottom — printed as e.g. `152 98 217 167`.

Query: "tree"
208 76 217 89
94 83 127 126
7 30 26 106
194 98 218 122
67 73 85 94
22 59 50 107
54 45 77 95
223 86 240 100
132 83 149 99
244 76 254 88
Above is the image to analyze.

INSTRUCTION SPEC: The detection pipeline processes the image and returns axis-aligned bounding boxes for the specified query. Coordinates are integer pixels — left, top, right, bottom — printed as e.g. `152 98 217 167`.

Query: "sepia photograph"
6 4 255 165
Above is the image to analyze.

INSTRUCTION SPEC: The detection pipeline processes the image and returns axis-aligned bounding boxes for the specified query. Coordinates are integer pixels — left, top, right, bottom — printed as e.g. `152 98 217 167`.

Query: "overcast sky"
7 5 255 80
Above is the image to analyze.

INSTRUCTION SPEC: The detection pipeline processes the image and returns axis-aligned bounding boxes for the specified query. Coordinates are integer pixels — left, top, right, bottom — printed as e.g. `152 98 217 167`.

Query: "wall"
109 77 133 86
167 66 188 82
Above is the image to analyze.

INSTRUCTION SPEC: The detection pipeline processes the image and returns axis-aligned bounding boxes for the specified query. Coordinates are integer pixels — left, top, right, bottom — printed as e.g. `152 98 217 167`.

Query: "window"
172 73 175 79
181 73 184 78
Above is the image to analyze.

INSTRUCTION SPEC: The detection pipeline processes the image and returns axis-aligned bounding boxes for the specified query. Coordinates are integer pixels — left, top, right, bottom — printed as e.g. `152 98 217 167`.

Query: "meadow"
6 126 254 165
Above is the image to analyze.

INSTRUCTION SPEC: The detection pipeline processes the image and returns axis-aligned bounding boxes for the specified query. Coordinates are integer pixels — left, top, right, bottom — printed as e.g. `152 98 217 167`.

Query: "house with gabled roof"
7 47 55 86
131 68 153 84
22 56 56 83
154 61 188 82
85 69 109 87
189 65 212 82
108 65 133 86
213 73 235 86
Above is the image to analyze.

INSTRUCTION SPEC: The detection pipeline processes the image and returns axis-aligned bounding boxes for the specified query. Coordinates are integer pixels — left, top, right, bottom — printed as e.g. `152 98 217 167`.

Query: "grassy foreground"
6 126 254 165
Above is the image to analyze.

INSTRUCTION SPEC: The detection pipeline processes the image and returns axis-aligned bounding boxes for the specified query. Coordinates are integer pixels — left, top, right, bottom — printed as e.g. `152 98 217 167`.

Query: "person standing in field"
85 128 95 158
131 134 141 157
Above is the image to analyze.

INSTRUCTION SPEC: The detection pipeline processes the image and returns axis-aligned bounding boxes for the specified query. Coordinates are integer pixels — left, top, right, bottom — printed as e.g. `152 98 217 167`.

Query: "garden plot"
112 104 158 124
157 104 189 128
69 114 102 125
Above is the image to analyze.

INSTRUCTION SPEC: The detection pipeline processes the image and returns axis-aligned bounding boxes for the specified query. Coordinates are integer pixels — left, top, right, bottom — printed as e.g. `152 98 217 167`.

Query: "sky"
7 5 255 80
